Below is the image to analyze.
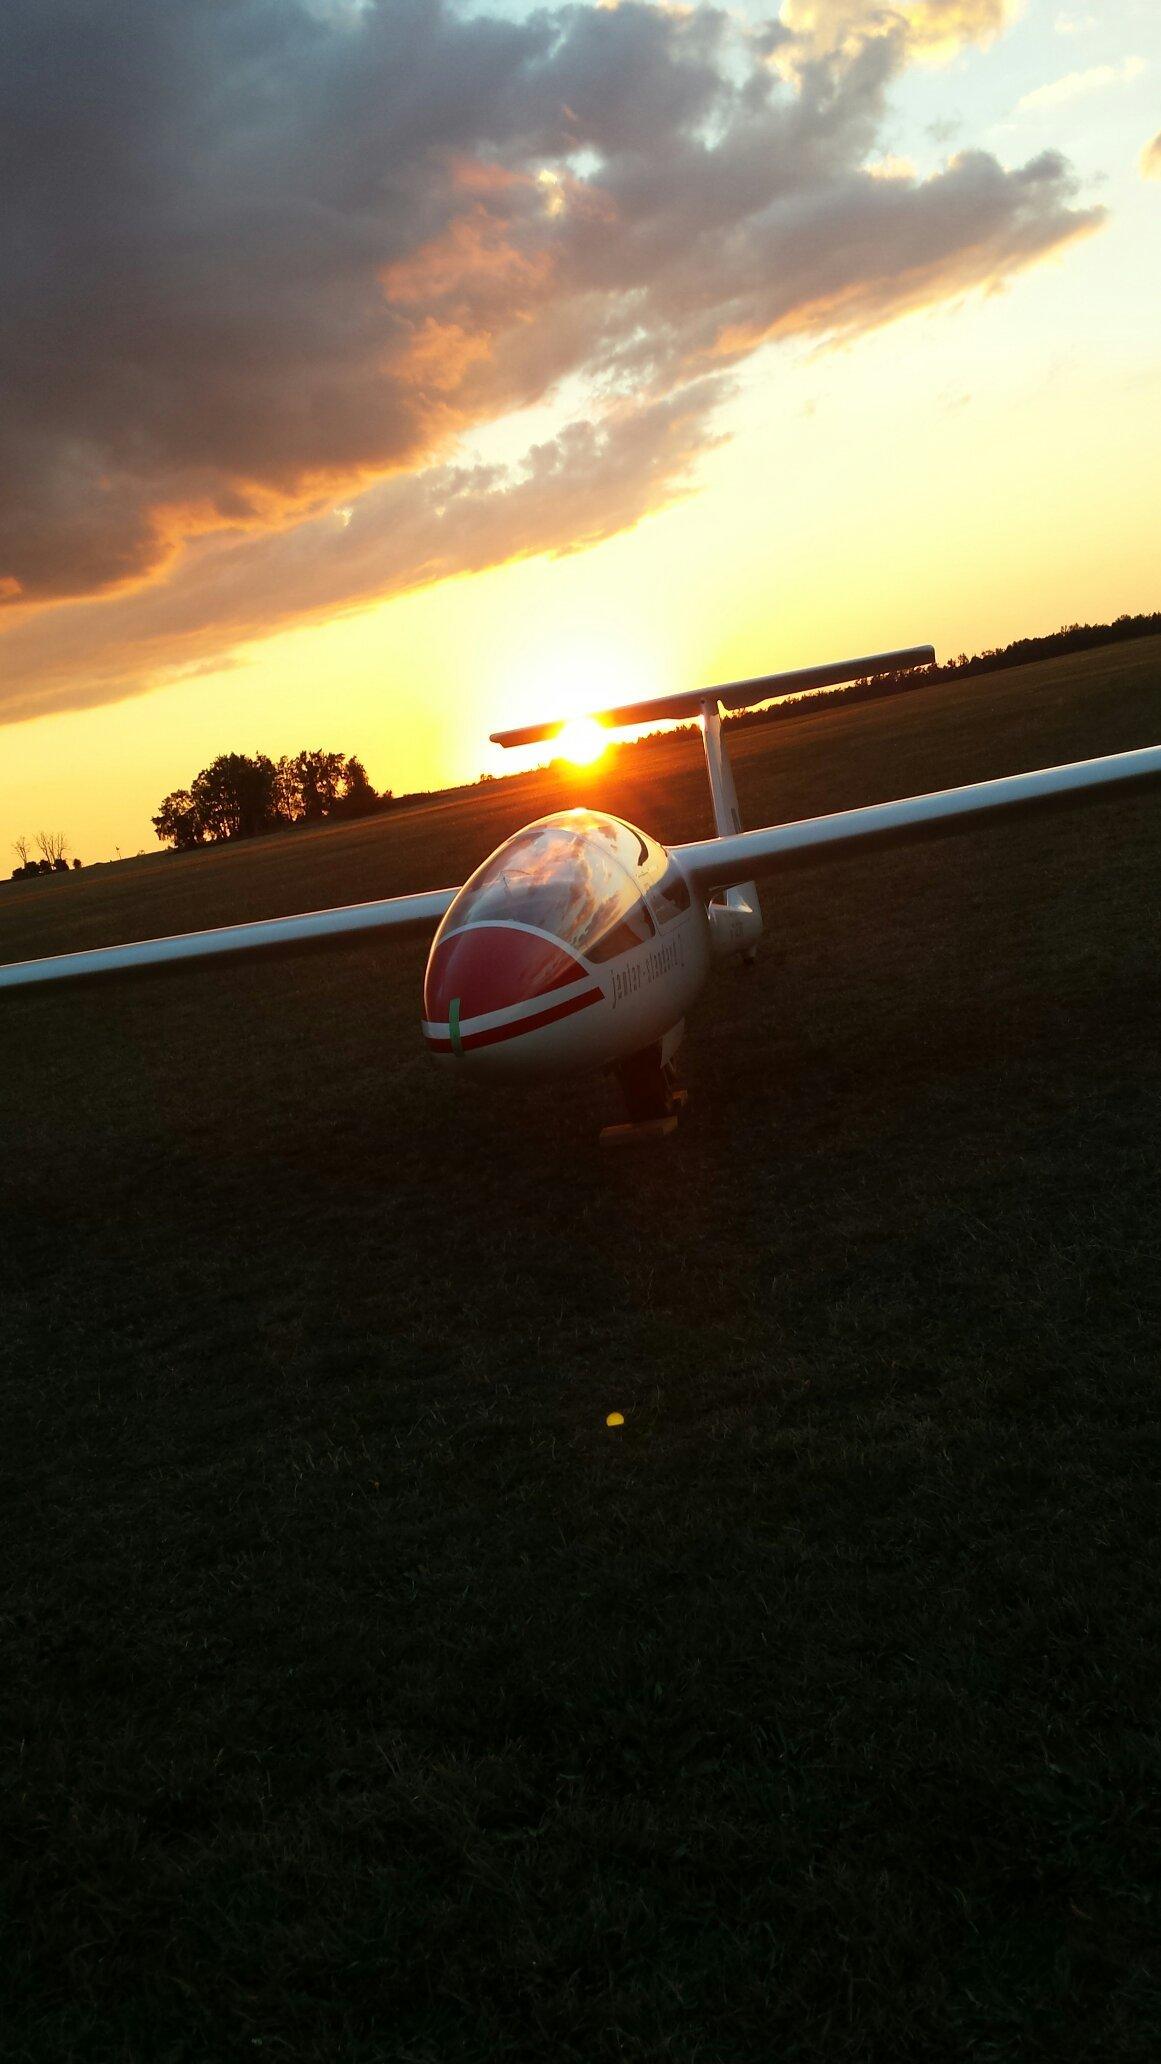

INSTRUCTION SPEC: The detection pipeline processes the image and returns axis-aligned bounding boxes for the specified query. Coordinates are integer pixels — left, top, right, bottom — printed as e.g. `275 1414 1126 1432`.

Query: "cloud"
1142 131 1161 180
0 381 730 724
1017 56 1148 114
0 0 1103 723
778 1 1019 61
865 152 920 179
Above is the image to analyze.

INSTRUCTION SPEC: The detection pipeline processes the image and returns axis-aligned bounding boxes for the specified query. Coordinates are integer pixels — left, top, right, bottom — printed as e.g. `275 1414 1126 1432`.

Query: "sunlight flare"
555 716 610 766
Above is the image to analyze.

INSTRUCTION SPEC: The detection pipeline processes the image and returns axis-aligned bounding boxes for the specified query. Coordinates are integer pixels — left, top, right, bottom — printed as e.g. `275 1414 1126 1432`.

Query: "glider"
3 644 1158 1139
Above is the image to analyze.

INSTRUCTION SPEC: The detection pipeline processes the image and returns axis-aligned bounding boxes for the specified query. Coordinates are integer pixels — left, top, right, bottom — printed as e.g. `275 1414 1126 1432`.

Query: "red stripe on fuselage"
423 925 588 1023
425 984 602 1054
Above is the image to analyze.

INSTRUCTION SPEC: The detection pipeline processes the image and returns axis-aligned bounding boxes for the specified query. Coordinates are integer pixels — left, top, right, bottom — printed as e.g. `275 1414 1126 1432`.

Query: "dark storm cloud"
0 380 728 722
0 0 1102 717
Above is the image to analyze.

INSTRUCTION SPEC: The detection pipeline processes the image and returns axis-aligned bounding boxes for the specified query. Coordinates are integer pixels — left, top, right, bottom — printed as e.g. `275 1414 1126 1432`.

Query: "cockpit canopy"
434 809 689 965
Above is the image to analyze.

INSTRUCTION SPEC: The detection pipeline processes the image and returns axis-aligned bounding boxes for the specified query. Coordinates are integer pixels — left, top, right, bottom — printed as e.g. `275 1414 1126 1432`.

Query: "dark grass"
2 639 1160 2061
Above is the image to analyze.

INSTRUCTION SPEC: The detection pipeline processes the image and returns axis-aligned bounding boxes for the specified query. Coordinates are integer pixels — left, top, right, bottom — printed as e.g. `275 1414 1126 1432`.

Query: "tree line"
153 749 390 849
725 610 1161 735
11 831 82 880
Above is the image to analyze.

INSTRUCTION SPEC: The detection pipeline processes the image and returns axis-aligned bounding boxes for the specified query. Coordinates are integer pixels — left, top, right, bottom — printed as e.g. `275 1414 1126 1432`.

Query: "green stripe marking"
449 996 463 1057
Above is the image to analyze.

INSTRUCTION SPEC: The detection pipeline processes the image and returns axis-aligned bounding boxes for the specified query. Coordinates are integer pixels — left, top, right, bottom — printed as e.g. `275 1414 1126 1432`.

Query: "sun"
554 716 609 767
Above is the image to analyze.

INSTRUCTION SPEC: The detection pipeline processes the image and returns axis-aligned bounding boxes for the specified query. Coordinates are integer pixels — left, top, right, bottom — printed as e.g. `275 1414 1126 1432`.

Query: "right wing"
673 745 1161 895
0 886 459 994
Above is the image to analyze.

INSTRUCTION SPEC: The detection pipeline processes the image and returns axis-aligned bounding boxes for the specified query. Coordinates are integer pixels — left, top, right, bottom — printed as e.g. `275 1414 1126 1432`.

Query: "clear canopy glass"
445 811 660 963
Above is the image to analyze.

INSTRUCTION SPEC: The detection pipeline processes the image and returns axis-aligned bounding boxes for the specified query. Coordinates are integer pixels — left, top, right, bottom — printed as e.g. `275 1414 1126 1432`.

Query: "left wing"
0 885 458 994
674 744 1161 894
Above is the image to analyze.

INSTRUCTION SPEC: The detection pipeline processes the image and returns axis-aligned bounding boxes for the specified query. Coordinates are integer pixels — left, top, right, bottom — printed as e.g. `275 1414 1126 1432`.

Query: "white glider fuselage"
420 809 713 1083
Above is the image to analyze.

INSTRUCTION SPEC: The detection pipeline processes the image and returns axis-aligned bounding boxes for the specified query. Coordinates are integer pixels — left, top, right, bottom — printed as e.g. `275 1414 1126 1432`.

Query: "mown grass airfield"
3 635 1160 2060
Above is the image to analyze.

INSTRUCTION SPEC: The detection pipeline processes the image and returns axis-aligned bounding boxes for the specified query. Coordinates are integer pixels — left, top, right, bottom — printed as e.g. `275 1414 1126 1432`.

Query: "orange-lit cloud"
1142 131 1161 180
0 381 730 725
778 1 1019 61
0 0 1101 723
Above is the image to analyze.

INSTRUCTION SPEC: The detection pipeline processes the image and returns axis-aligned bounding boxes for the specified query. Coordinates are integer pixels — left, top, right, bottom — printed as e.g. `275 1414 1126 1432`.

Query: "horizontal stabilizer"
0 886 458 994
674 744 1161 893
490 646 935 748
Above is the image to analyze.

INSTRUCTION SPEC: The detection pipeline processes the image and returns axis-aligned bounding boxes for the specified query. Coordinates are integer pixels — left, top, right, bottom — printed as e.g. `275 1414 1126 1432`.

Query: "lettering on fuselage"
608 931 685 1010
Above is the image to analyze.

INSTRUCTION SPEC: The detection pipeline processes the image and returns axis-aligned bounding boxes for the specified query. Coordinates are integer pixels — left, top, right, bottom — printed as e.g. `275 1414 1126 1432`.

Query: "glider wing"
0 886 459 993
673 745 1161 895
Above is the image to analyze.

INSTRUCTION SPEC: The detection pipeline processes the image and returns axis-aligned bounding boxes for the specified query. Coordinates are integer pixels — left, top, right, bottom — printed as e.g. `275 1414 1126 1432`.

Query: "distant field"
2 637 1160 2061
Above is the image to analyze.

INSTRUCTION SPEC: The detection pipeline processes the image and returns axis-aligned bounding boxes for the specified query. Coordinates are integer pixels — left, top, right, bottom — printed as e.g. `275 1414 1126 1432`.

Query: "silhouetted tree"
153 746 385 846
10 833 83 879
277 748 348 822
152 789 207 850
333 755 384 818
191 753 281 841
72 856 83 870
274 749 382 822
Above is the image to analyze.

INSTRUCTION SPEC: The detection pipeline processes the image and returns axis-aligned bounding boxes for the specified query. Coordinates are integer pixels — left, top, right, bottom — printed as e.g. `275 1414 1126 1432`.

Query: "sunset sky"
2 0 1158 864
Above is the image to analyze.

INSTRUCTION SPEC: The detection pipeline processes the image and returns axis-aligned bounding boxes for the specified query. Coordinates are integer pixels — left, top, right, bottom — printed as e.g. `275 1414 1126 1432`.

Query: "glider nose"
422 925 597 1060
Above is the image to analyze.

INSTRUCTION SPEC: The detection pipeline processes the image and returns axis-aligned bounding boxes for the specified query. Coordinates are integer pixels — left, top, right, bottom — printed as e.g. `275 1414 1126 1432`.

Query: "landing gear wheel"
601 1043 687 1146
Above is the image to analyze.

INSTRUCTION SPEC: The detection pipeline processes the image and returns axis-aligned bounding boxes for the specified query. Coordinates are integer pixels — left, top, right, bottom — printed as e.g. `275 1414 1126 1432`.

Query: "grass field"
2 637 1160 2062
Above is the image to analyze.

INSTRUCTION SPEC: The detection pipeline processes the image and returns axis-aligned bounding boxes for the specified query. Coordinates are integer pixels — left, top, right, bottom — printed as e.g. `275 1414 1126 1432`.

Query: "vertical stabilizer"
698 698 762 959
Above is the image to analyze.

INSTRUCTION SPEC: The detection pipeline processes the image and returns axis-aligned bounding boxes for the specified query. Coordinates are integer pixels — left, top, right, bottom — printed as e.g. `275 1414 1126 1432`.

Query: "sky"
1 0 1158 863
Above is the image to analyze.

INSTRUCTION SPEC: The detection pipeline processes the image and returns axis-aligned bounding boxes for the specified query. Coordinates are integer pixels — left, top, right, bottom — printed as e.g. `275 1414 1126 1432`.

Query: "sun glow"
555 716 609 766
484 638 663 780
